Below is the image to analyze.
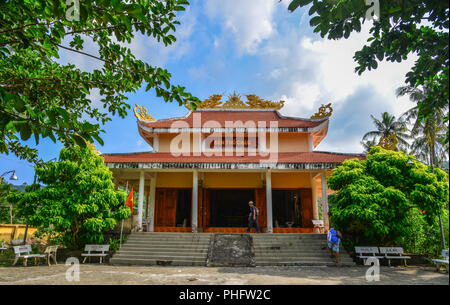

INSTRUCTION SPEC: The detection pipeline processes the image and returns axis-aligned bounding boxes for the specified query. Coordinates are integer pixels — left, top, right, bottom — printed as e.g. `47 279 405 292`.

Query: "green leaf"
72 134 87 148
310 16 321 27
288 0 313 12
19 124 32 141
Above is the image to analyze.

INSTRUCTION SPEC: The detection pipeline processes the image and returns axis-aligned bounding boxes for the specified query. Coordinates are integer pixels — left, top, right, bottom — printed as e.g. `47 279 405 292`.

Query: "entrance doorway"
272 190 302 228
175 189 191 227
209 189 254 227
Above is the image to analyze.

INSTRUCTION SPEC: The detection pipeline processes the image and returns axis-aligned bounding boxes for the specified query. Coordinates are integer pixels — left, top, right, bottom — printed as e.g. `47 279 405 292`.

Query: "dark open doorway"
209 189 254 227
175 189 191 227
272 190 302 228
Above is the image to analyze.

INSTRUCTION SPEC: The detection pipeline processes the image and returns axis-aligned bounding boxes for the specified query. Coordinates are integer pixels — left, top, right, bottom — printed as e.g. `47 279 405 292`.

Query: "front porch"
108 169 332 233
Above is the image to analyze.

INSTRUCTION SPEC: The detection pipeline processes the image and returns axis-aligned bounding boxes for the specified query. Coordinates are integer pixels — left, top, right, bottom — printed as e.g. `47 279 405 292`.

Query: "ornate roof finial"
184 93 285 110
310 103 333 119
133 104 155 121
378 134 398 151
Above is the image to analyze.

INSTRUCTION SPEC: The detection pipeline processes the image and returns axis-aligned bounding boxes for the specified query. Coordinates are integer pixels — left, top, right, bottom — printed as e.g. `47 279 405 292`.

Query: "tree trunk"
9 204 12 224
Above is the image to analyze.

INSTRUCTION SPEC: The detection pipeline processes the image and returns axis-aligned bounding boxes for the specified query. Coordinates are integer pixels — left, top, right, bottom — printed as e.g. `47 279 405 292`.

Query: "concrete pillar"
321 171 329 228
310 173 319 220
149 173 156 232
138 170 145 231
265 170 273 233
191 170 198 233
153 135 159 152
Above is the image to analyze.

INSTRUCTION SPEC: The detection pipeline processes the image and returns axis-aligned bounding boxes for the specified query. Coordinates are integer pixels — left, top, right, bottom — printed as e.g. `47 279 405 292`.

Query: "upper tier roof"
138 109 327 129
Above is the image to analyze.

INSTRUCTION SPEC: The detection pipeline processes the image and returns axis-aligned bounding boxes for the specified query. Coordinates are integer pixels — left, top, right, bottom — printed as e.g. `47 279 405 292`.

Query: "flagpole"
119 181 129 248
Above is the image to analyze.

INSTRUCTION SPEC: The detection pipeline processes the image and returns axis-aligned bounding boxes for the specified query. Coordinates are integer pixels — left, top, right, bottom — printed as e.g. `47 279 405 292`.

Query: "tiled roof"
102 151 365 164
139 110 327 129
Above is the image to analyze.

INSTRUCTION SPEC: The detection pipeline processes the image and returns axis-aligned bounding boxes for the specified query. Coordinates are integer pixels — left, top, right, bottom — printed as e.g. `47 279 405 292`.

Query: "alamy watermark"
365 0 380 21
167 112 280 165
365 257 380 282
66 0 80 22
65 257 80 282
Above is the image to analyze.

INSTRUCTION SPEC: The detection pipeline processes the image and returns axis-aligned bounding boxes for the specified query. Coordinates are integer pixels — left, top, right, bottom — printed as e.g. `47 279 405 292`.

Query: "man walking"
247 201 260 233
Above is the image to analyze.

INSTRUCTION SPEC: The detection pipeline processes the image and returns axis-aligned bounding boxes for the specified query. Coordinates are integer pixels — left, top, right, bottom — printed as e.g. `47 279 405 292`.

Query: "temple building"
102 93 365 233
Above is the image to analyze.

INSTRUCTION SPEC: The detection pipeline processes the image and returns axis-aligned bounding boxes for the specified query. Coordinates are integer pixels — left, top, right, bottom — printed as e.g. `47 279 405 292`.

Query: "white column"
149 173 156 232
265 170 273 233
138 170 145 231
153 135 159 152
191 170 198 233
310 173 319 220
321 171 329 228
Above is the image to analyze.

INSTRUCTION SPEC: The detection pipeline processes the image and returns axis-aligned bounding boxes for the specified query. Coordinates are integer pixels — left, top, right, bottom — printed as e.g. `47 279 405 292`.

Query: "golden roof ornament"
378 134 398 151
185 93 285 110
310 103 333 119
133 104 155 121
221 92 248 108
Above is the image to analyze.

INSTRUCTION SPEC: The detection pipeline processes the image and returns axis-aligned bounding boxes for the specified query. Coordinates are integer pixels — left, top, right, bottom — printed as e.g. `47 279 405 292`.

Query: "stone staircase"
110 232 212 266
252 233 355 266
110 232 354 267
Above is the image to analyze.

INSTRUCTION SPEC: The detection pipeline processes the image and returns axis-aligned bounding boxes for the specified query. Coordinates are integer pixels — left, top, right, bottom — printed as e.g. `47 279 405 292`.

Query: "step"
122 241 211 246
254 251 353 257
116 250 208 256
110 258 206 266
117 247 208 253
254 247 332 252
255 261 355 267
114 253 206 260
125 237 212 242
254 258 354 264
252 243 329 248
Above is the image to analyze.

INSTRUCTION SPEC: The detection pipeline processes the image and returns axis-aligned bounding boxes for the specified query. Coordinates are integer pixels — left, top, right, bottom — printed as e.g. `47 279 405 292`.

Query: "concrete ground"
0 264 448 285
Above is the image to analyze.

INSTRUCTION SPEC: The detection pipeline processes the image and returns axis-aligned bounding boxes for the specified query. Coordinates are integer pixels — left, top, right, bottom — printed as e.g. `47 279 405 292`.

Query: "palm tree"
361 137 377 153
397 85 449 168
362 112 410 151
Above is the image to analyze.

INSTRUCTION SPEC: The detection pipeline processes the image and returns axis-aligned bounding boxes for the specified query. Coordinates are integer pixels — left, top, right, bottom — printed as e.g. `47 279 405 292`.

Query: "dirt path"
0 264 448 285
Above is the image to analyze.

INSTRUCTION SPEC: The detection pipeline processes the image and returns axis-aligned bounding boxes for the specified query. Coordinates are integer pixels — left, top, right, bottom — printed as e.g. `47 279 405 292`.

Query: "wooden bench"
379 247 411 266
312 220 325 233
81 245 109 264
13 245 46 266
432 250 449 273
355 246 381 264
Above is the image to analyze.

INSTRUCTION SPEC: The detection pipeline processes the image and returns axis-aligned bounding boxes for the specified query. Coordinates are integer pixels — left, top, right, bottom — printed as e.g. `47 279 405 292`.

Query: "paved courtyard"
0 264 448 285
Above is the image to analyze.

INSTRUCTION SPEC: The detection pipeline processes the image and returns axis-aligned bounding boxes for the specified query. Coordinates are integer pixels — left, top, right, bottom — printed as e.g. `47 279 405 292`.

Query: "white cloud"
253 21 418 152
205 0 278 54
121 5 198 66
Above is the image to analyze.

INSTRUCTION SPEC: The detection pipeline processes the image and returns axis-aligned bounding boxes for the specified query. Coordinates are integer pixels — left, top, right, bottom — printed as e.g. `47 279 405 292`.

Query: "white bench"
432 250 449 273
355 246 381 264
13 245 46 266
11 239 23 246
81 245 109 264
0 242 7 251
312 220 325 233
379 247 411 266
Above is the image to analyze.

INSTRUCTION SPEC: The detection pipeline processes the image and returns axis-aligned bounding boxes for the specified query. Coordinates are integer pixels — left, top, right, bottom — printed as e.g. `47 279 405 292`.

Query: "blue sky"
1 0 417 185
